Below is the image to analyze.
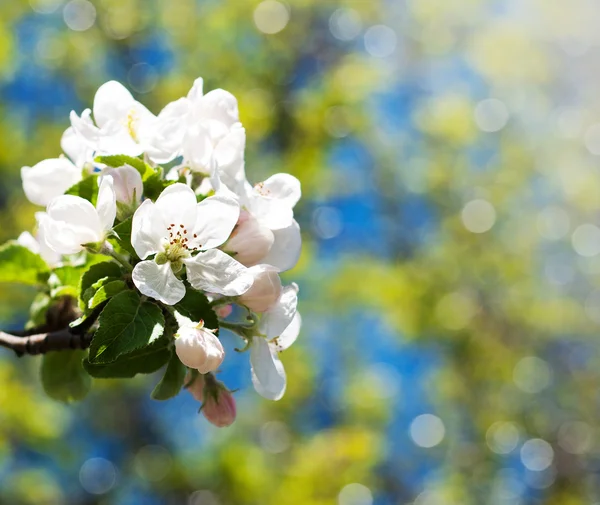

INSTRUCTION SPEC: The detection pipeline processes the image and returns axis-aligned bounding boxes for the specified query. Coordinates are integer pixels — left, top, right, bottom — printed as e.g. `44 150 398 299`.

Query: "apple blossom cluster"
2 78 302 427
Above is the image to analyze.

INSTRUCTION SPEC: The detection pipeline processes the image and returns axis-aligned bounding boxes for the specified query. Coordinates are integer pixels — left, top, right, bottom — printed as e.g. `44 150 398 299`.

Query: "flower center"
255 182 271 197
163 223 200 262
126 109 139 143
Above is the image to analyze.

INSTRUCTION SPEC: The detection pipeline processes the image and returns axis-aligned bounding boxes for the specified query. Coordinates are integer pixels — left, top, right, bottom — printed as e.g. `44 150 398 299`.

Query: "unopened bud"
225 211 274 267
105 165 143 207
175 322 224 374
202 387 237 428
215 304 233 319
185 372 205 402
238 265 282 313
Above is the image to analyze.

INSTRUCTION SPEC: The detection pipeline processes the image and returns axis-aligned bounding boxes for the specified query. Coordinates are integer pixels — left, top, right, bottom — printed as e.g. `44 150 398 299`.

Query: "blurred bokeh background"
2 0 600 503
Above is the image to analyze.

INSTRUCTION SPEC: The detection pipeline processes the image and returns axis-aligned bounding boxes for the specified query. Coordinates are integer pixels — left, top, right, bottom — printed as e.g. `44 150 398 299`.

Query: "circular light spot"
134 445 172 482
536 206 570 240
486 422 520 455
127 63 158 94
572 224 600 257
312 206 343 239
30 0 63 14
474 99 509 132
63 0 96 31
329 8 362 41
364 25 397 58
253 1 290 35
513 356 552 394
410 414 445 448
260 421 291 454
189 490 220 505
79 457 117 495
461 199 496 233
557 421 593 454
520 439 554 472
585 123 600 155
338 483 373 505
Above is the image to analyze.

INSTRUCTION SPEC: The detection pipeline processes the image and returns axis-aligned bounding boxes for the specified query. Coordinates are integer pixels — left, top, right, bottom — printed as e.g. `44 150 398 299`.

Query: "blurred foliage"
1 0 600 504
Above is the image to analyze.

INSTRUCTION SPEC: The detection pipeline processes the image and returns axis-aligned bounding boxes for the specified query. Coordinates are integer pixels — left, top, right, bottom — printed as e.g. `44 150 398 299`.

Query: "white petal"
259 284 299 339
47 194 103 238
187 77 204 102
195 88 239 127
21 158 82 206
260 173 301 208
131 199 164 259
247 192 294 231
260 219 301 272
70 109 101 147
215 123 246 191
146 98 190 163
17 231 40 255
61 126 90 169
182 123 216 174
273 312 301 352
132 261 186 305
96 176 117 232
250 337 286 401
185 249 253 296
189 194 239 250
154 183 199 232
93 80 135 128
35 212 61 266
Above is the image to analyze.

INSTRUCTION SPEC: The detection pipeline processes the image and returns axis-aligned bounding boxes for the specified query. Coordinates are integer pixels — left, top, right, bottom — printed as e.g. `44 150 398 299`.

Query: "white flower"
17 213 61 266
250 284 300 401
70 80 158 158
175 322 224 373
61 126 94 172
42 176 117 255
130 183 253 305
21 157 82 207
238 265 282 313
224 211 274 267
223 174 302 271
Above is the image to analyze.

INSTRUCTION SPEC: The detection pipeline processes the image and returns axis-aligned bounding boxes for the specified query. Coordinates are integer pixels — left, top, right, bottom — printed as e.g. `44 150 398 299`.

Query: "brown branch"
0 328 93 357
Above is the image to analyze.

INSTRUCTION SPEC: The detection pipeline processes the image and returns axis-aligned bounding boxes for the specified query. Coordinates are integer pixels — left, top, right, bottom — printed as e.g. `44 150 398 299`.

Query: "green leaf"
174 286 219 332
79 261 123 304
95 154 147 174
151 351 186 400
88 280 127 309
88 290 165 364
27 292 52 329
110 217 138 259
0 241 50 286
65 175 99 204
83 338 171 378
50 265 87 298
41 350 91 403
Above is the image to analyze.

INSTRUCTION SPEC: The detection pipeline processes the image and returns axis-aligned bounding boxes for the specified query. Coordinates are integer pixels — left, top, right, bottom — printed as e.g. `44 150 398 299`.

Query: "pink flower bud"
175 323 224 374
238 265 282 312
185 372 205 402
202 388 237 428
225 211 274 266
104 165 143 206
215 304 233 319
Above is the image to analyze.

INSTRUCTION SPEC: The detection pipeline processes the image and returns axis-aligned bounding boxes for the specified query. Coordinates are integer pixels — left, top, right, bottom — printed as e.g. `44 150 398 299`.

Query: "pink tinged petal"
202 389 237 428
190 194 240 250
184 249 254 296
131 199 164 259
259 284 299 339
132 261 186 305
196 88 239 127
250 337 286 401
153 183 199 232
104 165 143 206
175 325 224 373
238 265 282 313
93 80 135 128
272 312 301 352
260 173 302 208
96 176 117 232
260 219 301 272
224 211 274 267
21 158 82 207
